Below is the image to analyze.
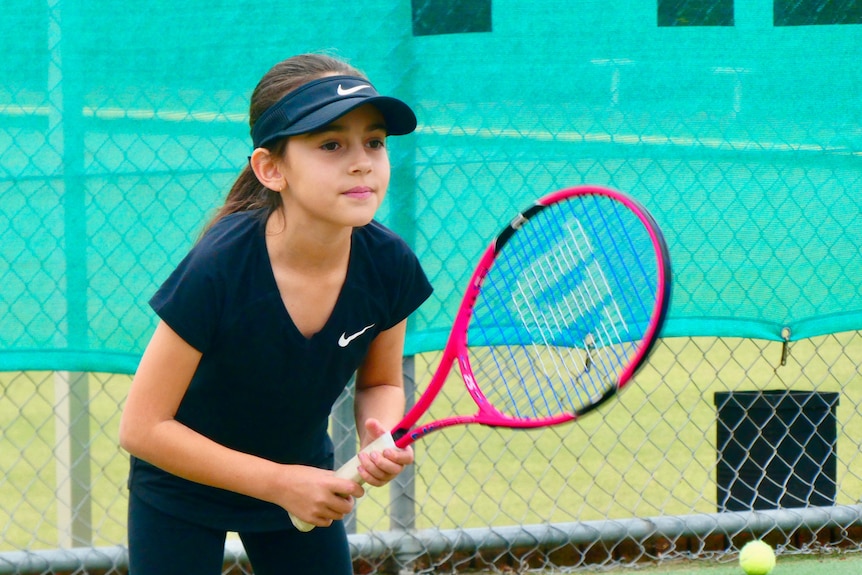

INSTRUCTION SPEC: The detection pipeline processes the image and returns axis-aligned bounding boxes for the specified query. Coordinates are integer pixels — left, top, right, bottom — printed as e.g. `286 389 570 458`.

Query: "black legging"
128 492 353 575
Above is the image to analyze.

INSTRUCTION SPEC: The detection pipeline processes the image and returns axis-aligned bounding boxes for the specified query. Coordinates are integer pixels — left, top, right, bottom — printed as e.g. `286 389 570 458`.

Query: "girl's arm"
352 319 416 486
119 320 364 527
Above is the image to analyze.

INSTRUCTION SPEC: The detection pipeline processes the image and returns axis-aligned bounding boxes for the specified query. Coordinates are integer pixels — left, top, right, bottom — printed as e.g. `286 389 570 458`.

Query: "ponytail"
199 163 283 237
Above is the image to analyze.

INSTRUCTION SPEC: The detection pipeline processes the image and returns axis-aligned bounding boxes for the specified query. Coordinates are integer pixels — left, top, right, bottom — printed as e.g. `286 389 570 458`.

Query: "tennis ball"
739 540 775 575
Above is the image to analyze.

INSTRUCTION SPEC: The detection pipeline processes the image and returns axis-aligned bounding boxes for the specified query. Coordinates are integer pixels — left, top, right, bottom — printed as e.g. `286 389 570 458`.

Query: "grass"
356 333 862 531
352 335 862 529
0 371 131 549
463 550 862 574
605 551 862 575
2 333 862 560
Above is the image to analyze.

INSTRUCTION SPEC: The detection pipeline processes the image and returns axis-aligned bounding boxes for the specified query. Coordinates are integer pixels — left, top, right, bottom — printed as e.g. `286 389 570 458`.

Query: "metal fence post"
390 356 416 532
49 0 92 549
53 371 92 547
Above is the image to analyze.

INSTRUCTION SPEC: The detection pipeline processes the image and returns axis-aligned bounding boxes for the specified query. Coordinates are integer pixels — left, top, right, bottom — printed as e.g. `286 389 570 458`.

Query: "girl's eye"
320 142 340 151
367 138 386 149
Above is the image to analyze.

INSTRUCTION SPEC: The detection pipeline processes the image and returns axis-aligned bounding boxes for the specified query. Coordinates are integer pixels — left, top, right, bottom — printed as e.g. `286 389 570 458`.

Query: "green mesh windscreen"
2 1 861 373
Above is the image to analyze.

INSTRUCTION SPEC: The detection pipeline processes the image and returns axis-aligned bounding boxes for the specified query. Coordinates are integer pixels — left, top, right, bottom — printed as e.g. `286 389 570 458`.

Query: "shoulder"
351 219 432 292
149 209 270 351
196 210 266 254
352 220 414 256
351 220 423 281
179 210 267 274
153 209 268 303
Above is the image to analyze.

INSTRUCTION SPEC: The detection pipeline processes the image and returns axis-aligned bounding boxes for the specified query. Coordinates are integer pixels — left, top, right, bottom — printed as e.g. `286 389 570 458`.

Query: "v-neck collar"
257 216 355 344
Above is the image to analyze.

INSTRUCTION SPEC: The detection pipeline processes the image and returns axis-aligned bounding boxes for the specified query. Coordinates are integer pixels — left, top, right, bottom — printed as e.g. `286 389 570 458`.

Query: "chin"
349 214 377 228
343 204 380 227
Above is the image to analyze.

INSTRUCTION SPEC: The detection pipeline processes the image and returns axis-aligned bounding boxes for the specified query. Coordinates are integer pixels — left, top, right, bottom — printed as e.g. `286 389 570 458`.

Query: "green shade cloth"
2 1 860 373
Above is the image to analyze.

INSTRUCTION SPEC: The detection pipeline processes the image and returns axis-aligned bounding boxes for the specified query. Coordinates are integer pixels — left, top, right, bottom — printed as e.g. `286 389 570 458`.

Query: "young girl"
119 54 433 575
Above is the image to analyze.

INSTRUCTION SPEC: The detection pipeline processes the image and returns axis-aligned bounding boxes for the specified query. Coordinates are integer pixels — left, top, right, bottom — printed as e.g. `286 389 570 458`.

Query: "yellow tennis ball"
739 540 775 575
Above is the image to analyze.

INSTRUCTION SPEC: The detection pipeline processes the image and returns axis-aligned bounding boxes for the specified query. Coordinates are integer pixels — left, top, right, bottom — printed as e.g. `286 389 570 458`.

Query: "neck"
264 208 352 273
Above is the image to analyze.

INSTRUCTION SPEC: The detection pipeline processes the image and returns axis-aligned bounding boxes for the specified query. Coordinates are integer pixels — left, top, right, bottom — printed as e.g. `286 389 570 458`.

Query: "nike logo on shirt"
338 324 375 347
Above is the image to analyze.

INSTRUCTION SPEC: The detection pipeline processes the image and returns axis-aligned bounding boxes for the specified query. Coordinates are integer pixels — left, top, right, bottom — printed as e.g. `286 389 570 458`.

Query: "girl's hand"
278 464 365 529
356 419 415 487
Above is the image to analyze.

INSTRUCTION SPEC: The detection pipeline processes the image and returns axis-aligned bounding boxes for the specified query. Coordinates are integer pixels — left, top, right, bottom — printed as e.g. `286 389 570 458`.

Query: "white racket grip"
289 432 396 532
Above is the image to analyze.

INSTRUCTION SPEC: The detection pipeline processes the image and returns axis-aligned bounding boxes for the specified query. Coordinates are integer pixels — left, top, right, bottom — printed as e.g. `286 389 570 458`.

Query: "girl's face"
278 104 391 231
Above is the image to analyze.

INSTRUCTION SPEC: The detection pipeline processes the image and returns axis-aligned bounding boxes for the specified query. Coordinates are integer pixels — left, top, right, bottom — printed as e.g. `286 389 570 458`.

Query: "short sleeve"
382 240 433 331
149 238 224 353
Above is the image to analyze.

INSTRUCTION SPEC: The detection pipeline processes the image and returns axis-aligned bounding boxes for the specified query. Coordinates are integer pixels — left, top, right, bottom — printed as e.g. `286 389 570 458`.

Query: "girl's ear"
249 147 286 192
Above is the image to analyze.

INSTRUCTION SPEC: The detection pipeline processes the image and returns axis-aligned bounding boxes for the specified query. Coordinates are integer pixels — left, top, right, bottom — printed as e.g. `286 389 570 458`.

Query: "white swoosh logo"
337 84 371 96
338 324 375 347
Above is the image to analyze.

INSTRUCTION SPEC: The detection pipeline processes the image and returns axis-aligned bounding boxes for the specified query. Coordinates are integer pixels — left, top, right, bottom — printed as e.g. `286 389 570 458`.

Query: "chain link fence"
3 336 862 573
2 0 862 573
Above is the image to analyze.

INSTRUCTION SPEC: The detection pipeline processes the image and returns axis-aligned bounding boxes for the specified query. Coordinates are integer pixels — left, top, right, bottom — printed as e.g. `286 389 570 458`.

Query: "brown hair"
201 53 366 234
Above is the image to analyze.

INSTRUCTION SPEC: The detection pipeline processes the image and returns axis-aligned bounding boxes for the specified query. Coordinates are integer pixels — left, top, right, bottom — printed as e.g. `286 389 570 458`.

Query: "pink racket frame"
391 186 671 448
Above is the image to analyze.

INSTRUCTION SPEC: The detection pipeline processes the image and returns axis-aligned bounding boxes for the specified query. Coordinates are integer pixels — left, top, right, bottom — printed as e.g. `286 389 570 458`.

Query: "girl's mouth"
343 186 373 199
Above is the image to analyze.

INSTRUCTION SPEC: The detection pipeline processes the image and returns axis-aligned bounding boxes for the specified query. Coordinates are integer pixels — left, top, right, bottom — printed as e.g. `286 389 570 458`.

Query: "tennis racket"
291 184 671 531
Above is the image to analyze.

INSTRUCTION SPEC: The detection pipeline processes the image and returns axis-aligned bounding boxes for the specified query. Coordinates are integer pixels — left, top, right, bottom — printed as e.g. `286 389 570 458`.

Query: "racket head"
393 185 671 447
461 185 670 424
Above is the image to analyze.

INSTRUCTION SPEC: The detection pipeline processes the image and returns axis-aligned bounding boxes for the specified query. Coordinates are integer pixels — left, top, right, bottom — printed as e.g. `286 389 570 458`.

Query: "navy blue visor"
251 75 417 149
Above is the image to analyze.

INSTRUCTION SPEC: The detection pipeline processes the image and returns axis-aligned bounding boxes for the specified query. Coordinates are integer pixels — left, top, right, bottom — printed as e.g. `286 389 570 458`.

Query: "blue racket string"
466 193 660 420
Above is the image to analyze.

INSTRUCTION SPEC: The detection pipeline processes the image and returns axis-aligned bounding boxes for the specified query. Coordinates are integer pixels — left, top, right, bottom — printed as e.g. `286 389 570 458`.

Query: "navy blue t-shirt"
129 209 433 530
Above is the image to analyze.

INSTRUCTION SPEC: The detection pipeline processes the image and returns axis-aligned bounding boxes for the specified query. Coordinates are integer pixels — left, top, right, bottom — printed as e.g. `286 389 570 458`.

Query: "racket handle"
289 432 396 532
